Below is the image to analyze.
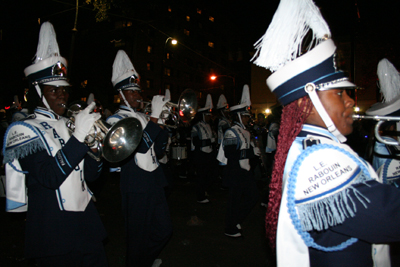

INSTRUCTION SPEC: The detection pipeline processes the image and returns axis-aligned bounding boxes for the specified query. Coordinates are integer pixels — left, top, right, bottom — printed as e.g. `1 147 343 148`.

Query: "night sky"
1 0 399 107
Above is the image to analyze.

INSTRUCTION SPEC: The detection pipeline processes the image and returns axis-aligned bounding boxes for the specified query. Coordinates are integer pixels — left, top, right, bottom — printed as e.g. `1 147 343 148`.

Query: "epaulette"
302 137 321 150
20 114 36 121
2 121 45 164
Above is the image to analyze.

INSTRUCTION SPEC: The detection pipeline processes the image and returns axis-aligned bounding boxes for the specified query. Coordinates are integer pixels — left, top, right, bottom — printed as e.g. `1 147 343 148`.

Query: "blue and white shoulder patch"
2 121 45 164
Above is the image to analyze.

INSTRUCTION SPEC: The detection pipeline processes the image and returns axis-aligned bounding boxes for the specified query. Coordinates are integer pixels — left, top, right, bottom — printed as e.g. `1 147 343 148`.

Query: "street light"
160 37 178 94
209 74 236 103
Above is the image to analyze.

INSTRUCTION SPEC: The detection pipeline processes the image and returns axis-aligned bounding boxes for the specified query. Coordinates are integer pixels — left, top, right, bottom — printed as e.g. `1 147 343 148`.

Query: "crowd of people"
2 0 400 266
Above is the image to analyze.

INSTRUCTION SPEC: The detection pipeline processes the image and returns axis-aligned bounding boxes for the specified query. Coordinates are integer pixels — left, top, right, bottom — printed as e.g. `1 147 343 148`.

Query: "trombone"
138 88 198 128
353 114 400 146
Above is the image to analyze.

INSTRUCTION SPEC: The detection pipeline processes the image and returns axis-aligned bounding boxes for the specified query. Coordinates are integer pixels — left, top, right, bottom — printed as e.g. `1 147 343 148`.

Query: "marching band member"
216 94 231 145
216 94 231 189
191 94 215 203
2 22 107 267
366 58 400 266
366 58 400 186
106 50 172 267
217 85 260 237
158 89 174 198
252 0 400 266
11 95 30 122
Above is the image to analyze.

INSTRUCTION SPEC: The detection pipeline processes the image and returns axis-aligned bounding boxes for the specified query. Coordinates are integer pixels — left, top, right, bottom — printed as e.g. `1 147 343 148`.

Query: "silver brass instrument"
138 88 198 128
66 103 143 162
353 114 400 146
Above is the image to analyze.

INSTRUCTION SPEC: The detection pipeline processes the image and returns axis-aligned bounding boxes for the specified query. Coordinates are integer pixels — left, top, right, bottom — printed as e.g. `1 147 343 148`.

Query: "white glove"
150 95 169 119
73 102 101 143
253 147 261 156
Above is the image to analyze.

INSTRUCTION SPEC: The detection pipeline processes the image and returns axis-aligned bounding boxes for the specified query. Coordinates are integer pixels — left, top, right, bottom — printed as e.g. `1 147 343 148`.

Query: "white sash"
3 112 92 212
191 121 213 153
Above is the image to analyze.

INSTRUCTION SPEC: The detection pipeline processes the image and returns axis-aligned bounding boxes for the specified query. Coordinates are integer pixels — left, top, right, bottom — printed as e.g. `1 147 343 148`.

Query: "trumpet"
353 114 400 146
66 104 143 162
138 89 198 128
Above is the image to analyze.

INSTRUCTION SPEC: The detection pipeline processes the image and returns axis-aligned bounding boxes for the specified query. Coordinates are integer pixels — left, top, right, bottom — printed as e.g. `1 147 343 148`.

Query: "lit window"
146 62 153 71
208 41 214 48
166 52 171 60
114 41 125 48
184 29 190 36
197 8 201 14
209 16 214 22
164 68 171 76
127 21 132 27
168 6 172 12
146 80 153 89
147 45 152 53
186 16 190 22
81 80 88 88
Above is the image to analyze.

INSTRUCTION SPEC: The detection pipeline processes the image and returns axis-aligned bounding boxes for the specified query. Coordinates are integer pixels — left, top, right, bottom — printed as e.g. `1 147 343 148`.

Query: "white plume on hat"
165 89 171 102
112 50 140 89
87 93 95 105
377 58 400 103
240 84 251 107
217 94 228 110
198 94 213 112
366 58 400 116
230 84 251 113
252 0 330 72
34 22 61 63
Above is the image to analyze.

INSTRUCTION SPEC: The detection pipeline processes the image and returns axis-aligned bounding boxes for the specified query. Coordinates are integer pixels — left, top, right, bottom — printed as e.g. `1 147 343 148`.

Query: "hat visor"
366 97 400 116
318 80 356 91
43 80 71 86
121 86 141 91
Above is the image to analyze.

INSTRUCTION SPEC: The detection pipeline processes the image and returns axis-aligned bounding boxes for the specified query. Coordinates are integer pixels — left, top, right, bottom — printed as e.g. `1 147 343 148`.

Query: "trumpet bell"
178 89 198 123
102 117 143 162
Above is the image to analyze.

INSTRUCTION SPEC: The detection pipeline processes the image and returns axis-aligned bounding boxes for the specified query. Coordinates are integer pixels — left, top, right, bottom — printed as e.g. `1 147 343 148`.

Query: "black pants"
35 241 108 267
122 187 173 267
225 174 259 233
194 150 216 201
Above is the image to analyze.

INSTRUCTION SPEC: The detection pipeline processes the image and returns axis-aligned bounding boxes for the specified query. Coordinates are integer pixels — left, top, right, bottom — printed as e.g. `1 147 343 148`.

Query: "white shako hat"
24 22 70 110
198 94 213 113
112 50 141 92
366 58 400 117
230 84 251 116
251 0 356 143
